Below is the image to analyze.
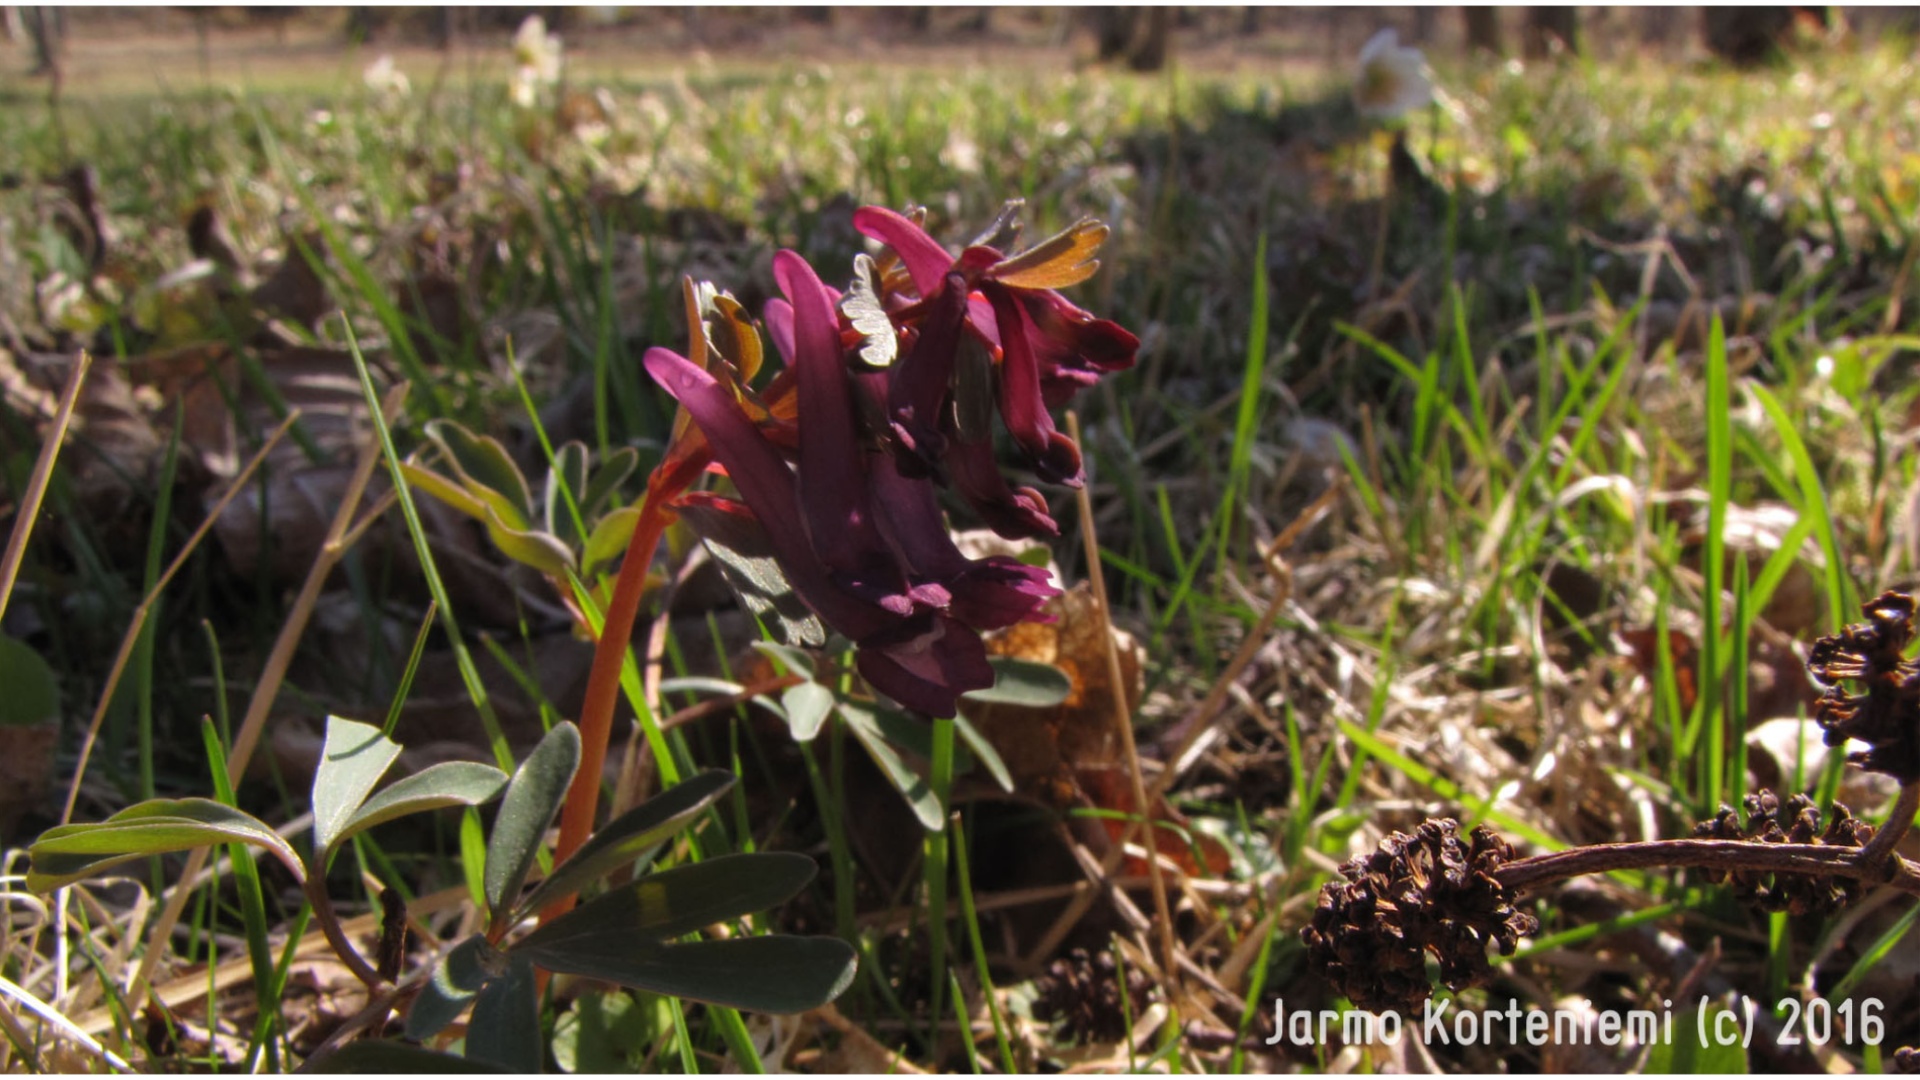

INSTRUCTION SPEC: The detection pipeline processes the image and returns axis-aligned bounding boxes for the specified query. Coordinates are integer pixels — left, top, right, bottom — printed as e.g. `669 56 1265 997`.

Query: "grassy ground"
3 11 1920 1073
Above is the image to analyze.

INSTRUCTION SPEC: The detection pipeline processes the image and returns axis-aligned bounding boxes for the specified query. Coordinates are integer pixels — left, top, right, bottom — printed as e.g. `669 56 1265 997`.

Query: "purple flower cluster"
644 206 1137 717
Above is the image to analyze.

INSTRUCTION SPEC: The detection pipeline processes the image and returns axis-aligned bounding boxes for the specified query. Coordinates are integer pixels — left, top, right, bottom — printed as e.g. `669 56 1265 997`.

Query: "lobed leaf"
780 681 834 743
423 419 535 529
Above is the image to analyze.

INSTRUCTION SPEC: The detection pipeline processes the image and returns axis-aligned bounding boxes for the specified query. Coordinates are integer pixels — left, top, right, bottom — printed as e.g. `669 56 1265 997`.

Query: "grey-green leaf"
517 852 818 953
486 723 581 923
954 711 1014 793
518 771 735 919
405 934 500 1042
749 641 815 678
466 953 541 1073
331 762 508 855
677 500 825 648
521 934 857 1015
837 704 942 831
964 657 1075 707
306 1041 509 1073
28 799 298 892
780 682 834 743
312 715 401 857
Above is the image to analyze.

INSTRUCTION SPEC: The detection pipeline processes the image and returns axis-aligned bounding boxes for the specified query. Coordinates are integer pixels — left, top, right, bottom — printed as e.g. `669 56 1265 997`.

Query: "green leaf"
552 992 658 1073
677 500 825 648
486 723 581 923
519 770 735 918
312 716 401 856
953 712 1014 793
838 704 941 831
331 762 508 855
308 1041 509 1073
524 934 857 1015
424 419 535 529
466 953 542 1073
780 682 834 743
517 852 818 950
1642 1005 1749 1073
405 934 501 1042
749 641 815 678
400 461 490 521
546 441 591 543
582 448 639 515
479 503 576 578
0 634 60 728
28 799 298 891
583 506 641 575
963 657 1073 707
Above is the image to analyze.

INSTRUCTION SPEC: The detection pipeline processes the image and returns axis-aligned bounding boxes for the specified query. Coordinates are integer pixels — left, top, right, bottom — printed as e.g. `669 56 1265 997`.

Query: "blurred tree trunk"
1702 6 1829 64
1414 6 1438 43
1093 7 1171 71
1524 7 1580 57
1463 7 1503 54
22 6 61 77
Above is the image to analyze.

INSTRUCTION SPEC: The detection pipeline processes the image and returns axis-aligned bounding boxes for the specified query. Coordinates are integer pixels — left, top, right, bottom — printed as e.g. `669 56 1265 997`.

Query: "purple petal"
774 250 894 584
763 298 795 367
1020 290 1139 407
852 206 955 298
886 272 969 476
643 346 891 642
986 284 1082 486
948 435 1060 540
855 613 996 717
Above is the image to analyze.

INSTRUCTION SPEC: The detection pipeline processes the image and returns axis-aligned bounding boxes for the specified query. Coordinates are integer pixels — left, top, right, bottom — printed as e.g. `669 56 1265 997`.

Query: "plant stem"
1859 781 1920 869
303 873 384 989
549 490 673 912
924 713 955 1057
1497 838 1920 898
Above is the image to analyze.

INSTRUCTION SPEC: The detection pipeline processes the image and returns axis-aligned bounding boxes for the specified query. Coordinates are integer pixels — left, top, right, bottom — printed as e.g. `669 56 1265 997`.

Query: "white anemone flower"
363 54 410 98
1354 28 1434 122
511 15 563 107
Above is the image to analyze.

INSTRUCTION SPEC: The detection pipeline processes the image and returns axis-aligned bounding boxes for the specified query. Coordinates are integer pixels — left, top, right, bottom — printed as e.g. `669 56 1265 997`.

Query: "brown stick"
1497 839 1920 898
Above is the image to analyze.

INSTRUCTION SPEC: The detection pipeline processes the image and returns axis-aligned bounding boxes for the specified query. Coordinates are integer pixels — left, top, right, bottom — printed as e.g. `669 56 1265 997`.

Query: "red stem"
543 488 674 925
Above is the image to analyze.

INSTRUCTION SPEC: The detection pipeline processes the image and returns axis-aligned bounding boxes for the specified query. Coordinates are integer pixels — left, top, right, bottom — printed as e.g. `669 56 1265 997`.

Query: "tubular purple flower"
774 250 914 616
852 206 955 296
887 272 970 476
644 345 996 716
869 454 1059 631
986 284 1083 485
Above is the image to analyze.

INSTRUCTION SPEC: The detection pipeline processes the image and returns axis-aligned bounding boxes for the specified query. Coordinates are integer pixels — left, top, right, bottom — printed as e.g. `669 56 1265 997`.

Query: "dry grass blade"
0 973 133 1072
121 384 406 1021
0 352 90 625
1064 412 1177 991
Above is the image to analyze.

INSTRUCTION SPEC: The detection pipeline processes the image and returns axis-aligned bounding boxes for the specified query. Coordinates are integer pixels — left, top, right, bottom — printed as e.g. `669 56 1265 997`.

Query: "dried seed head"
1300 819 1537 1015
1691 789 1871 917
1033 947 1156 1044
1809 591 1920 783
